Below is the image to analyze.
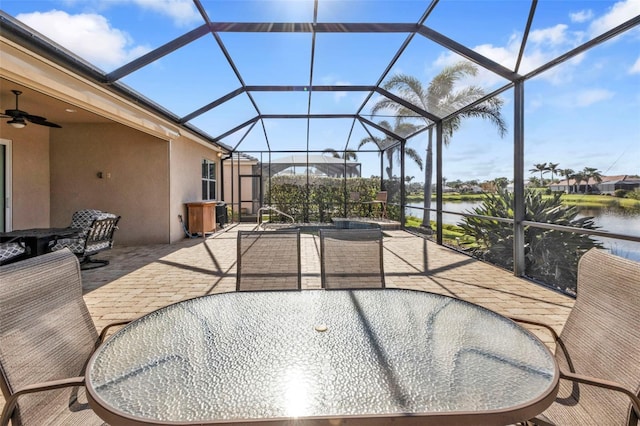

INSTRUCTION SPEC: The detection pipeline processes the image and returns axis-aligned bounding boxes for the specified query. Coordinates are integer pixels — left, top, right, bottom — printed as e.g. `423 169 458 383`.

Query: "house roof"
552 175 631 186
270 154 359 165
266 154 360 177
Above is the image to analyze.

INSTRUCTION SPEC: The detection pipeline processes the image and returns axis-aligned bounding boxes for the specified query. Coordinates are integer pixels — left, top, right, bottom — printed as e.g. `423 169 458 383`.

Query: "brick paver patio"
1 223 574 415
80 223 573 342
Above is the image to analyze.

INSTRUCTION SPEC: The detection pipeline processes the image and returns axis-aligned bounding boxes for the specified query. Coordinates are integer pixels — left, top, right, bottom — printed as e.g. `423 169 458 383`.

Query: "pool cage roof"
2 1 638 157
1 1 639 275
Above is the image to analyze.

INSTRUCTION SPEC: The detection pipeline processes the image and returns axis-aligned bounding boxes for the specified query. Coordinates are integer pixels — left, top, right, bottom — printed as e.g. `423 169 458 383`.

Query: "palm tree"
548 162 560 182
582 167 603 193
529 163 549 185
528 176 541 188
559 168 575 193
369 62 507 228
322 148 357 161
493 177 509 190
358 118 423 180
573 172 585 194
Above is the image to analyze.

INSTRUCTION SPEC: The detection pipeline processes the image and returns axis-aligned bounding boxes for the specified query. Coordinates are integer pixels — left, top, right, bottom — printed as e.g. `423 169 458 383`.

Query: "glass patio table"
86 289 559 425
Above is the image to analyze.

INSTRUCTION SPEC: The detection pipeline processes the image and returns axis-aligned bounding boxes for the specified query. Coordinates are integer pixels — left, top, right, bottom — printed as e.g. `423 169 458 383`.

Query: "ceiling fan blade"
2 109 27 118
25 113 47 121
26 115 62 128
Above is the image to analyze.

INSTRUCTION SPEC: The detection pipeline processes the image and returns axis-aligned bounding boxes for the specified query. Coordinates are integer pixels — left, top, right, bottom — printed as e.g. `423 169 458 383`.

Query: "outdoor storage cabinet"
186 201 217 237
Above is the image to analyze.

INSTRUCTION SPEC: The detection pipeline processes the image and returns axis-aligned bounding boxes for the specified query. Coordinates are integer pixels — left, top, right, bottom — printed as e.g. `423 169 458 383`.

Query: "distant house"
549 175 640 194
467 185 484 194
265 154 361 178
596 176 640 195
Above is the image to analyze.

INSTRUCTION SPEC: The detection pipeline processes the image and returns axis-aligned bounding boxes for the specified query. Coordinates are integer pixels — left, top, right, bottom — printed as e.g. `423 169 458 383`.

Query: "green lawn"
558 194 640 209
406 192 640 209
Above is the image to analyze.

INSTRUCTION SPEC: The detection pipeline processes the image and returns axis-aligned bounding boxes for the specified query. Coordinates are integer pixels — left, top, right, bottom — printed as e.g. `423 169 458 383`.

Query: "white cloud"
575 89 615 107
630 57 640 74
430 21 586 88
541 88 614 109
332 80 351 102
529 24 574 47
17 10 150 70
589 0 640 37
128 0 200 27
65 0 200 27
570 10 594 23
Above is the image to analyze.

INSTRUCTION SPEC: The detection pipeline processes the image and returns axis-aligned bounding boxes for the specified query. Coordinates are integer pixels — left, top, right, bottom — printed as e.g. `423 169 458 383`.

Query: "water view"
406 201 640 262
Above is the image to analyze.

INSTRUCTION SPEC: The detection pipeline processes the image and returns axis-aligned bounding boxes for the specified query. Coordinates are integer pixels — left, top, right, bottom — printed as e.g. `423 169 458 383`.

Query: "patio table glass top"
86 288 558 425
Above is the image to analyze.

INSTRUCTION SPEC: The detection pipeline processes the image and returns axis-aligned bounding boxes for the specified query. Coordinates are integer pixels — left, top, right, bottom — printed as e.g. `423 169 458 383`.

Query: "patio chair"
513 248 640 426
347 191 361 217
319 228 385 289
363 191 387 219
51 209 120 269
236 229 301 291
0 248 129 426
0 237 28 266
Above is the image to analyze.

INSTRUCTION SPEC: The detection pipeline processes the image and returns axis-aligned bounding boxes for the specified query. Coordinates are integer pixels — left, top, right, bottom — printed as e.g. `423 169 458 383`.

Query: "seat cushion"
50 238 85 254
84 241 112 256
0 242 26 263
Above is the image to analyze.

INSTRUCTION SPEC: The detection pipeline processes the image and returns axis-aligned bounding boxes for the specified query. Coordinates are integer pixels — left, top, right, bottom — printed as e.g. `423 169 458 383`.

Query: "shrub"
625 189 640 200
265 175 382 222
458 188 602 295
614 189 628 198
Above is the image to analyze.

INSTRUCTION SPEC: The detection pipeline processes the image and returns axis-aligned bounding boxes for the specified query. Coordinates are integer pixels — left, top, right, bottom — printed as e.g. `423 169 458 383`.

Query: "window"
202 159 216 200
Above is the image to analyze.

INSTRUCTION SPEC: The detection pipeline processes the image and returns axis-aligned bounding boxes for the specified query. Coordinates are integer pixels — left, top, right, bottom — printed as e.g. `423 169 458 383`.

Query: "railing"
257 205 295 230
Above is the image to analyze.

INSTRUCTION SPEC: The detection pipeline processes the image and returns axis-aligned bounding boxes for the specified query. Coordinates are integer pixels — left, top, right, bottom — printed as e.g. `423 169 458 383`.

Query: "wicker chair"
50 209 120 269
319 228 385 289
514 248 640 426
0 249 128 426
236 229 301 291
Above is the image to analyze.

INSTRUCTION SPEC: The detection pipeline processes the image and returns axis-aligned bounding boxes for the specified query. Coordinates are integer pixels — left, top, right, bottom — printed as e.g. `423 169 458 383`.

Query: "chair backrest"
0 249 99 425
376 191 387 202
556 248 640 425
236 229 301 291
83 215 120 256
319 228 385 289
69 209 103 237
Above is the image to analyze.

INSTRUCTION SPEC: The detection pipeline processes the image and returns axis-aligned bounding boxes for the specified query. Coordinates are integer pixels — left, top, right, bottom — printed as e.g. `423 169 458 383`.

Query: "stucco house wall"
0 122 50 229
50 123 170 245
170 138 222 243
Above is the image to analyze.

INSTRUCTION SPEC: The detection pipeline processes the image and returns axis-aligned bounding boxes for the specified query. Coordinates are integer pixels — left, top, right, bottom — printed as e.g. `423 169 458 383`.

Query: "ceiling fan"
1 90 62 129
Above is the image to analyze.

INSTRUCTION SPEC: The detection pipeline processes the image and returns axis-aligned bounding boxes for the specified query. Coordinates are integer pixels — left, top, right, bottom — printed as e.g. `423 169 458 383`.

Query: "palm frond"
322 148 341 159
405 147 424 170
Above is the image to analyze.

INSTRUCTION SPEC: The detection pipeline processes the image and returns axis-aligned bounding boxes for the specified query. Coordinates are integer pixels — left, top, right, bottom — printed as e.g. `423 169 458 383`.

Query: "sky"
1 0 639 183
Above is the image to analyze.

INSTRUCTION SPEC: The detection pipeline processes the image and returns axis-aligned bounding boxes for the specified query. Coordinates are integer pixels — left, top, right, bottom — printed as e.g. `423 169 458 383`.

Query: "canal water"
406 201 640 262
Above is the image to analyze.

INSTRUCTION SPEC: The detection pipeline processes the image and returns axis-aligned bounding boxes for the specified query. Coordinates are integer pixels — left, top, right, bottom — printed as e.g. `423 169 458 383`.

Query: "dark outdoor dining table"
0 227 80 257
86 289 559 426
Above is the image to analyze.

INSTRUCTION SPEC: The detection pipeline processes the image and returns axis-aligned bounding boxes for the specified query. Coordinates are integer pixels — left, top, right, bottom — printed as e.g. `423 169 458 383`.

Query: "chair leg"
80 255 110 270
